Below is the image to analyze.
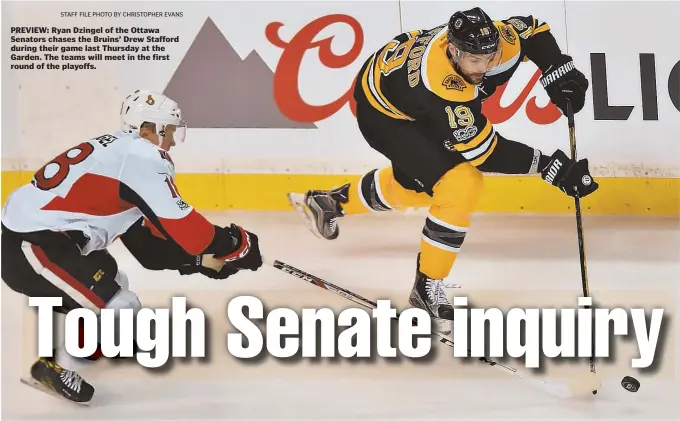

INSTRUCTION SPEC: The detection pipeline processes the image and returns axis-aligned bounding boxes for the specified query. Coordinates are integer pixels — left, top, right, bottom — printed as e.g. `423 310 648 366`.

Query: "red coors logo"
266 14 561 125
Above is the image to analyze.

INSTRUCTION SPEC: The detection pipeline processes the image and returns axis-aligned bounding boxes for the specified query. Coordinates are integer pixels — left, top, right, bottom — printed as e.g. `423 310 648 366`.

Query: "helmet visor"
163 121 187 144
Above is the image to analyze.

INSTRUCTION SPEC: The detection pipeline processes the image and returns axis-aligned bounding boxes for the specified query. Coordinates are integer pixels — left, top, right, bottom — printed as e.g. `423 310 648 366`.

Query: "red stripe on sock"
31 245 107 309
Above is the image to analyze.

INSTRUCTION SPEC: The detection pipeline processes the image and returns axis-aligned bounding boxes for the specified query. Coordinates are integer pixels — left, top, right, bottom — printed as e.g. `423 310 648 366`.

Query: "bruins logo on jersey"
500 25 516 45
442 74 466 91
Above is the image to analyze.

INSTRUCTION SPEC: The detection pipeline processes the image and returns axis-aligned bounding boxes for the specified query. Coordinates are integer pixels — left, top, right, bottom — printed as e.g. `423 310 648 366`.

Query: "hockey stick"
263 256 576 399
566 100 597 393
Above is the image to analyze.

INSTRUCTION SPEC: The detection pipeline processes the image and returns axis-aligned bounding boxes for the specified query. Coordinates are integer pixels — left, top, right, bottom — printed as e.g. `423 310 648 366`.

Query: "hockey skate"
409 256 455 336
20 357 94 405
287 184 349 240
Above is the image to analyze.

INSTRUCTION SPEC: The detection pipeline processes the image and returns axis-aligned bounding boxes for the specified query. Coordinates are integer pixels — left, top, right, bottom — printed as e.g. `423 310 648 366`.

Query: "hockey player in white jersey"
1 90 263 404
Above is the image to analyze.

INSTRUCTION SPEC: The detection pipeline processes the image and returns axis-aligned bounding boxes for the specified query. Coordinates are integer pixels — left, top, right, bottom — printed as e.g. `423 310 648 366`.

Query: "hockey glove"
215 224 263 271
178 255 240 279
539 55 589 115
540 150 598 198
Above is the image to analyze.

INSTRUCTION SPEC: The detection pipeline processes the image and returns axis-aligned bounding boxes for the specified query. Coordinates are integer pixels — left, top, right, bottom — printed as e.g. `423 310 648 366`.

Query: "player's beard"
452 60 484 85
466 73 485 84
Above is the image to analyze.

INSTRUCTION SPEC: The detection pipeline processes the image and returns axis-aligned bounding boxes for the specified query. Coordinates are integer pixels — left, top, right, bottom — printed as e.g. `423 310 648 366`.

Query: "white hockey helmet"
120 89 186 144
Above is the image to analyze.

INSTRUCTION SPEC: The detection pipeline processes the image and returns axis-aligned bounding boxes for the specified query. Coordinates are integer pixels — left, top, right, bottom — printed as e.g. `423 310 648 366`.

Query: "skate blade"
20 376 91 406
286 193 326 240
409 310 452 336
432 318 452 336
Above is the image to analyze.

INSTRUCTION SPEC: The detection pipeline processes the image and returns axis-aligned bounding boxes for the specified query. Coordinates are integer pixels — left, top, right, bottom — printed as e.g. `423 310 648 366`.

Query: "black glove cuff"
203 224 245 260
538 154 552 173
521 31 564 73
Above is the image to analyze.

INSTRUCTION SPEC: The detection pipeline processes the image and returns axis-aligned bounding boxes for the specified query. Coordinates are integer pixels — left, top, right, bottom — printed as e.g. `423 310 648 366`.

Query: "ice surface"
2 212 678 420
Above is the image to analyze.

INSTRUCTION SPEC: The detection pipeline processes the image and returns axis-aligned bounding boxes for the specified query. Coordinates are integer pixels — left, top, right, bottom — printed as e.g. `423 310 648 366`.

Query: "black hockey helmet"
447 8 500 55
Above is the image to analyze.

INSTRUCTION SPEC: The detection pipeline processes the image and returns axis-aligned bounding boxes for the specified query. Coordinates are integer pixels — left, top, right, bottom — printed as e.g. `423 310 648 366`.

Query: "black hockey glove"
215 224 263 271
540 150 598 198
539 55 589 115
178 255 240 279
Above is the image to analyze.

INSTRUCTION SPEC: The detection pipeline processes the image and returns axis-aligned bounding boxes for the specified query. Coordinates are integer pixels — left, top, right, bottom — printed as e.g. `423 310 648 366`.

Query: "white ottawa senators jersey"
1 131 216 256
357 15 551 167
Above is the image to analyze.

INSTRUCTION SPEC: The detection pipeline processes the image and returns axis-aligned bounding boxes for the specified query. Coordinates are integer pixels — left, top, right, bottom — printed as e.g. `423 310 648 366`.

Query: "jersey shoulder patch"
91 132 120 148
502 15 550 40
419 26 477 103
494 21 522 59
504 16 534 33
496 21 518 46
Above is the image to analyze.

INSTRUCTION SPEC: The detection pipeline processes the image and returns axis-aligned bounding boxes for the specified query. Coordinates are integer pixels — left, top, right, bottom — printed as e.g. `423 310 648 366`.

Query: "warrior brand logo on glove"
540 61 576 88
538 56 589 115
544 159 563 184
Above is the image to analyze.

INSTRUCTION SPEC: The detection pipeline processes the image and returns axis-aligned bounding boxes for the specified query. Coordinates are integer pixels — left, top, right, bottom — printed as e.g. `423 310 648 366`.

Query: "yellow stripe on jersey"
452 120 497 164
360 54 414 121
469 135 498 166
533 23 551 35
420 27 478 103
453 120 493 152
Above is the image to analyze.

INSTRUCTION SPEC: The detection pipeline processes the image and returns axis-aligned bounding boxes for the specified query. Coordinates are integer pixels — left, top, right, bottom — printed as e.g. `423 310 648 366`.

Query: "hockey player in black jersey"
289 8 597 334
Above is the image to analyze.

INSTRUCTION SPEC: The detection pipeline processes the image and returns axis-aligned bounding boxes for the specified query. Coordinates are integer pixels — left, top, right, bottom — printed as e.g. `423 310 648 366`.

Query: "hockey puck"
621 376 640 392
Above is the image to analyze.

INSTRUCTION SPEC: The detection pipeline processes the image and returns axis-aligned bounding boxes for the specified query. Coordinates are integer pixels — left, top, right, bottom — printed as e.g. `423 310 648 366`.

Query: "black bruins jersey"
355 15 552 167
